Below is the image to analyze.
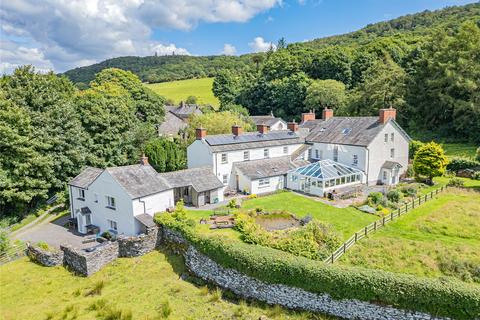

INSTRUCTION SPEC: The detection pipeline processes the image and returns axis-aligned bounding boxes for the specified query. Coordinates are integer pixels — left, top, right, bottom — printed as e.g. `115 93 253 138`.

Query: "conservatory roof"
293 159 363 180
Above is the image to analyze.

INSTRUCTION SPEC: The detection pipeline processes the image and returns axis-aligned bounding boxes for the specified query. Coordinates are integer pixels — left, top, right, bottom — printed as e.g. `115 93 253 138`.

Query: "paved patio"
13 215 94 249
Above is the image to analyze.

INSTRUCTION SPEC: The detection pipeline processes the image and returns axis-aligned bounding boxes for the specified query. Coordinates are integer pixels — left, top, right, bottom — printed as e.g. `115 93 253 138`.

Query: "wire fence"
324 186 446 264
0 243 27 266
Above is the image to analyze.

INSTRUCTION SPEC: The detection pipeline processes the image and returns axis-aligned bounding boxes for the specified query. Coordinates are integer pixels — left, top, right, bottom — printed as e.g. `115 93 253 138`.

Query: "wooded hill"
63 3 480 86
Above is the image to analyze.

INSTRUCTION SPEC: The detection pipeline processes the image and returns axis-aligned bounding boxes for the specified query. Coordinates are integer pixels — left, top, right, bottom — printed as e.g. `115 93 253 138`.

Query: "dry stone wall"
118 227 159 257
26 244 64 267
61 242 119 276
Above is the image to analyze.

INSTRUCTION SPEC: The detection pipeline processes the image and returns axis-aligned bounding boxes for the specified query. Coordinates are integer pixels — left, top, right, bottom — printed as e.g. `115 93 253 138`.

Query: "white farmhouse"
68 157 223 236
251 112 288 131
187 124 309 195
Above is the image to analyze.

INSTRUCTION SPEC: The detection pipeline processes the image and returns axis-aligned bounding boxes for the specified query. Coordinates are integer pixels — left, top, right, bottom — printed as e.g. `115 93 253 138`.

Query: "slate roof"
165 103 202 120
135 213 156 228
205 131 304 152
106 164 172 199
382 161 403 169
69 167 103 188
159 166 224 192
251 115 286 127
234 156 310 180
157 110 187 136
306 117 387 146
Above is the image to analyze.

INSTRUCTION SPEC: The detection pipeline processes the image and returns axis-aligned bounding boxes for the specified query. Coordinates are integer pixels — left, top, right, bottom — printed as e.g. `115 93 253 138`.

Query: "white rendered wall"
269 120 287 131
250 175 284 195
132 189 174 234
311 143 367 172
187 140 214 169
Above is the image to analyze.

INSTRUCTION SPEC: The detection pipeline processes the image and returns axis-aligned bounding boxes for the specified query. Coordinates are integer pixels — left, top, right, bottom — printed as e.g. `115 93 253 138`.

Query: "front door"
85 214 92 226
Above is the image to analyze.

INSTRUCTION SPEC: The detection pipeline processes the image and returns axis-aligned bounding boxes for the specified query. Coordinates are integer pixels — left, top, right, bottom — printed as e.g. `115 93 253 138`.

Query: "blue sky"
0 0 476 73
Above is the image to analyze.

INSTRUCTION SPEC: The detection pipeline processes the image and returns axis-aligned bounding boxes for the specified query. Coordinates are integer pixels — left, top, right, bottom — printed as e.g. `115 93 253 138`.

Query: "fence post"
405 203 408 212
412 198 415 209
364 226 368 236
343 243 346 253
382 216 386 226
331 254 334 263
425 194 427 202
390 211 394 220
397 208 401 217
374 221 377 231
355 232 358 242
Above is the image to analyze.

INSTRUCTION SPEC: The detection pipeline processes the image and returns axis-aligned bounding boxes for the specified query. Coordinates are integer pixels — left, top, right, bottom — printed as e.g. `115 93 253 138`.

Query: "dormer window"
78 189 85 200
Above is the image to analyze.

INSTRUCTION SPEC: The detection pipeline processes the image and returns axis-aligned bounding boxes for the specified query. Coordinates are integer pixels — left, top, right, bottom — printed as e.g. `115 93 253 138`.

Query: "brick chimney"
139 154 149 165
195 127 207 140
287 120 298 132
322 107 333 121
232 125 243 136
257 124 269 134
379 107 397 124
301 110 315 123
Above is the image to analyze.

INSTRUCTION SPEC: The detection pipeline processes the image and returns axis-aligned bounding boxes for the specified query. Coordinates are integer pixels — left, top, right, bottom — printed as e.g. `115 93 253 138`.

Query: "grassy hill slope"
146 78 219 106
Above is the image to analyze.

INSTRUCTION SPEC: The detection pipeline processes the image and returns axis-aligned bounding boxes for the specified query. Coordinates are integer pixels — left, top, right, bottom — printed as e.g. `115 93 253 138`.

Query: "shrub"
101 232 112 241
413 142 448 182
400 185 418 197
446 157 480 172
476 147 480 162
473 171 480 180
85 280 105 296
247 194 257 199
405 164 415 178
387 190 403 203
209 288 223 302
409 140 424 159
227 199 237 209
367 192 384 205
156 214 480 320
0 227 10 255
447 178 465 187
159 299 172 318
376 204 384 211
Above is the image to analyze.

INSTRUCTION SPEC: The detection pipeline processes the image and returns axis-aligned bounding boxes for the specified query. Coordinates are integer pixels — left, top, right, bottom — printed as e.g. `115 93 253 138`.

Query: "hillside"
62 3 479 85
146 78 219 106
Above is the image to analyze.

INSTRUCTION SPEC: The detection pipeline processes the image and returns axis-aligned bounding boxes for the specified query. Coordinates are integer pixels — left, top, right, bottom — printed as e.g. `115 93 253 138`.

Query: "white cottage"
251 113 288 131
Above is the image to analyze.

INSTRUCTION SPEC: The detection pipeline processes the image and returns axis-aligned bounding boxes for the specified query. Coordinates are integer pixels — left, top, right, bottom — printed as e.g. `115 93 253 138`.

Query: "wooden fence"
0 243 26 266
324 186 446 264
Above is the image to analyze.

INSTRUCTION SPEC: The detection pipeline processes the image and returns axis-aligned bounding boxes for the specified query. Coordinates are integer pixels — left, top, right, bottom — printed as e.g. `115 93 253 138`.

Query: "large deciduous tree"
144 138 186 173
212 70 240 108
304 79 346 112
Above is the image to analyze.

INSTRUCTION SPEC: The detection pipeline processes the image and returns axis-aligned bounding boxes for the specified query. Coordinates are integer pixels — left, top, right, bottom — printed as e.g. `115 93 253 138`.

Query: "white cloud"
0 39 54 74
249 37 276 53
221 44 237 56
0 0 280 73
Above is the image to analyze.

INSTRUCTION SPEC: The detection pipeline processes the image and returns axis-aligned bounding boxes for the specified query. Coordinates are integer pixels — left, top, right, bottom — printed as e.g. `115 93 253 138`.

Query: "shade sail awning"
293 159 363 180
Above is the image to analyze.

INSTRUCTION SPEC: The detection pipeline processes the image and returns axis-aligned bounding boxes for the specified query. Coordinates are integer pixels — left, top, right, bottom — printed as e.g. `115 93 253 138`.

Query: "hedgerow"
154 214 480 320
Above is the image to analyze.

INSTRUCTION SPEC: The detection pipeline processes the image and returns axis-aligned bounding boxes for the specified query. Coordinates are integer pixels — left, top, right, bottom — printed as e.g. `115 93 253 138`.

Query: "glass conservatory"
287 159 364 196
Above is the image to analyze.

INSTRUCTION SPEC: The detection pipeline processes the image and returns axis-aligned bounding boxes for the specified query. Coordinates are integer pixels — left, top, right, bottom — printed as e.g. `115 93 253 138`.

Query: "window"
291 175 298 182
243 151 249 161
85 214 91 225
330 179 335 186
353 154 358 166
259 178 270 187
106 196 116 209
390 148 395 158
336 178 341 185
222 174 228 184
333 146 339 162
108 219 118 231
391 133 394 142
264 149 269 158
319 150 323 160
308 148 312 159
384 134 388 142
342 128 352 135
346 176 351 183
94 193 98 203
283 146 288 154
221 153 228 164
383 171 387 180
311 180 317 187
78 188 85 200
315 149 319 159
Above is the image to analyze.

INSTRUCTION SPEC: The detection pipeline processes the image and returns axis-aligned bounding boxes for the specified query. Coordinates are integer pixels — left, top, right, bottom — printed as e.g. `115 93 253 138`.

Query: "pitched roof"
382 161 403 169
305 117 387 146
106 164 171 199
159 166 223 192
165 103 202 120
135 213 156 228
205 131 304 152
234 156 310 180
251 115 286 127
157 110 187 136
69 167 103 188
293 159 363 180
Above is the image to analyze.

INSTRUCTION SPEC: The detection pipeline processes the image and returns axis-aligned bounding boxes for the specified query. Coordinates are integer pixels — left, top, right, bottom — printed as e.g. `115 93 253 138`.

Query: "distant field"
441 142 478 159
146 78 219 107
339 188 480 283
0 252 332 320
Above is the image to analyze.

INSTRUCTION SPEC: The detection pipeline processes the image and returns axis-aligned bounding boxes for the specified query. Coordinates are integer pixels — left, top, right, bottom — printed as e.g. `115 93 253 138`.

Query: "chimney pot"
139 154 149 165
257 124 269 134
287 121 298 132
322 107 333 121
301 111 316 123
379 108 397 124
232 125 243 136
195 128 207 140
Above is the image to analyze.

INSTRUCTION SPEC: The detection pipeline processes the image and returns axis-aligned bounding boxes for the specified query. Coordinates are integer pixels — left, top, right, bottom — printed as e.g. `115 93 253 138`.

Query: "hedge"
447 157 480 172
156 216 480 320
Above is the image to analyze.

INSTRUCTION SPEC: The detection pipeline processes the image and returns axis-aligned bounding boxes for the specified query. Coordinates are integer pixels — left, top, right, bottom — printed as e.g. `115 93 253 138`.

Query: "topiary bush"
447 157 480 172
447 177 465 187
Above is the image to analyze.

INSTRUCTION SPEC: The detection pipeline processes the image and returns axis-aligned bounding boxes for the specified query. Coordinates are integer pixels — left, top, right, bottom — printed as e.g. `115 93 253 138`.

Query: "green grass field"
339 188 480 283
146 78 219 107
0 252 333 320
441 142 478 159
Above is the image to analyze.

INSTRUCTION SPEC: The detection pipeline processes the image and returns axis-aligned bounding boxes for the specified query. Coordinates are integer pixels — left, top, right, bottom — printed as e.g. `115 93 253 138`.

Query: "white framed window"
243 151 249 161
391 133 394 142
222 174 228 184
108 219 118 231
259 178 270 187
333 146 339 162
264 149 269 158
78 188 85 200
283 146 288 154
291 175 298 182
390 148 395 158
106 196 116 209
384 134 388 142
353 154 358 166
221 153 228 164
383 171 387 180
315 149 319 159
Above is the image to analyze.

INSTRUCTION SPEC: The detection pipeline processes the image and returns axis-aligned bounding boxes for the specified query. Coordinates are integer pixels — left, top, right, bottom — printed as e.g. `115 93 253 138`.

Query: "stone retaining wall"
25 244 64 267
162 227 447 320
118 227 159 257
61 242 119 276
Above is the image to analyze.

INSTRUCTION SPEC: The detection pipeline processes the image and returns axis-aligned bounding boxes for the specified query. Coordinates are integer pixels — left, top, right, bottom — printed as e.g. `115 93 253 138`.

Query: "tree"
270 73 312 120
304 79 346 112
413 142 448 183
262 50 301 81
212 70 240 107
251 54 264 72
144 138 186 173
185 96 197 104
307 47 353 86
476 147 480 162
409 140 424 159
277 37 287 49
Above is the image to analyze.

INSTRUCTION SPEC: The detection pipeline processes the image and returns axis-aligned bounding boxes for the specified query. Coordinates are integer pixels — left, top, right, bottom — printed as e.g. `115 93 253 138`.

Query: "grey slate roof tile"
251 115 286 127
135 213 156 228
234 156 310 180
205 131 304 152
159 166 223 192
69 167 103 188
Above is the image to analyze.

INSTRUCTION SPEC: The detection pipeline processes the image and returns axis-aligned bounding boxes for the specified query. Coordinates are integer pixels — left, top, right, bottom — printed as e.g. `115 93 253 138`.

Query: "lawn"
146 78 219 107
339 188 480 283
441 142 478 159
241 192 377 240
0 252 333 320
